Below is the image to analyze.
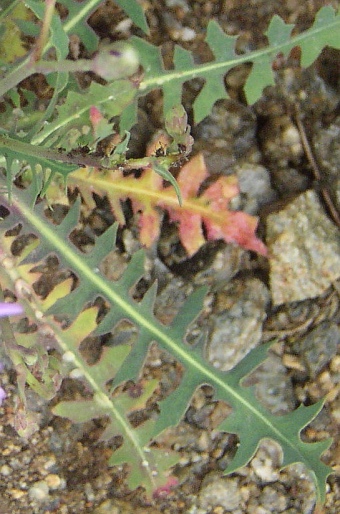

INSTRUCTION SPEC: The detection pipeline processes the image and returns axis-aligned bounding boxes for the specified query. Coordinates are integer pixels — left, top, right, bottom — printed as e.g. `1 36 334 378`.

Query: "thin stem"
0 134 180 171
35 59 93 74
31 0 57 63
0 58 93 99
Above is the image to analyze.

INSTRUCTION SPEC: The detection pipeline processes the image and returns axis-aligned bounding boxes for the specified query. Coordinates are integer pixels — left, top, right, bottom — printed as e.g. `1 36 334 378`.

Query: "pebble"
260 485 289 512
250 442 281 482
207 278 270 370
235 163 276 214
9 488 27 499
330 355 340 373
85 481 96 501
293 321 340 378
94 500 120 514
191 243 243 288
314 119 340 171
45 473 63 490
260 116 303 167
313 116 340 210
0 464 12 476
198 476 242 511
28 480 49 501
193 100 258 174
165 0 189 11
154 276 193 324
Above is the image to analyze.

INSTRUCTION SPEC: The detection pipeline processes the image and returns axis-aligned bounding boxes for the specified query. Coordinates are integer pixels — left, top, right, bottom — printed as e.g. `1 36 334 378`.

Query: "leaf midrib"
69 170 236 224
139 9 340 91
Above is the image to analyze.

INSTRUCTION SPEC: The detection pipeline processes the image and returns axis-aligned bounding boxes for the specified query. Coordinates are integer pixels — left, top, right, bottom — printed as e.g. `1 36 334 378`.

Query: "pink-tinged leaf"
160 153 267 256
201 173 268 255
204 173 239 204
130 153 163 247
177 152 208 198
152 476 179 499
138 210 162 248
69 152 266 256
89 106 103 130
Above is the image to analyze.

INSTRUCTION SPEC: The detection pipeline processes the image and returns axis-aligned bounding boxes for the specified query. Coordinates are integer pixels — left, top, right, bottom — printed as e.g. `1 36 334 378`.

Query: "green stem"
0 58 96 99
35 59 93 74
0 61 33 100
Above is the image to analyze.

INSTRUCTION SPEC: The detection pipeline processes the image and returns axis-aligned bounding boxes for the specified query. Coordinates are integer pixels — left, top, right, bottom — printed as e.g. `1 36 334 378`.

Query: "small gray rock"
266 190 340 305
293 321 340 378
313 119 340 179
236 163 277 214
207 278 270 371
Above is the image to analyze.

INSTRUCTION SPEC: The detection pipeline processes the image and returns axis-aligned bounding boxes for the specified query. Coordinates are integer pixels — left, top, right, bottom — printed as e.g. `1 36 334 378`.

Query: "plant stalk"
31 0 57 62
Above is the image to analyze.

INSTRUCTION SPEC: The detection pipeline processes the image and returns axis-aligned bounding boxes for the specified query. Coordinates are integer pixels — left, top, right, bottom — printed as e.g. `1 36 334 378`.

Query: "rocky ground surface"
0 0 340 513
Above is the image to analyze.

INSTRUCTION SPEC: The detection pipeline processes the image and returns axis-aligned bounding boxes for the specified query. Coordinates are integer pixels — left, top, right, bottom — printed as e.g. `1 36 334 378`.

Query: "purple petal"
0 386 6 405
0 302 23 318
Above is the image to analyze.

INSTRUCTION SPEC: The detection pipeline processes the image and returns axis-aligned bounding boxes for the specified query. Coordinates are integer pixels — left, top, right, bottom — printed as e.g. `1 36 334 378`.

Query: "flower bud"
91 41 139 81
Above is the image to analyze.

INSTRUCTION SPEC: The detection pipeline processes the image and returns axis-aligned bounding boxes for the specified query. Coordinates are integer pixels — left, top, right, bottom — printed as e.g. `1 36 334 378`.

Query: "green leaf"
24 0 69 58
0 181 333 502
265 15 294 46
133 6 340 122
33 79 137 147
0 3 32 63
151 160 182 204
45 0 102 52
298 6 340 67
114 0 149 34
0 134 78 201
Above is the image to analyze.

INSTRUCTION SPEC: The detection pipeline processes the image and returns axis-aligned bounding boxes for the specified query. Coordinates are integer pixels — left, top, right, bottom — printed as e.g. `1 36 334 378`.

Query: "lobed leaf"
113 0 149 34
0 4 337 504
133 6 340 123
33 79 137 147
0 180 333 502
68 152 267 256
24 0 148 55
